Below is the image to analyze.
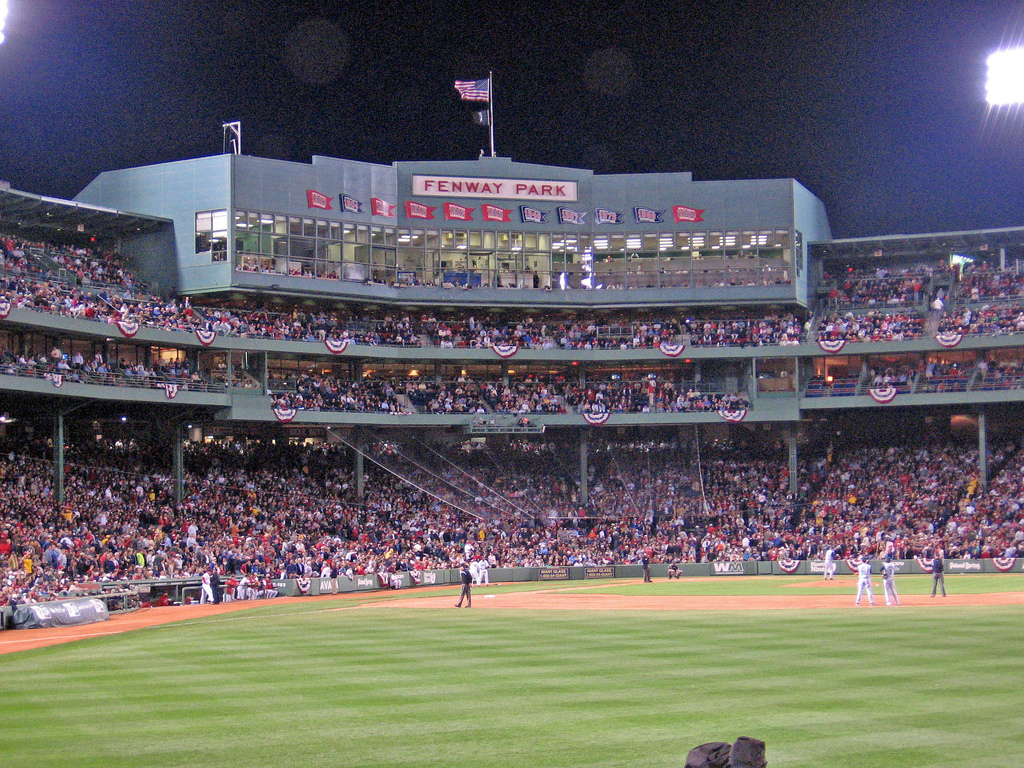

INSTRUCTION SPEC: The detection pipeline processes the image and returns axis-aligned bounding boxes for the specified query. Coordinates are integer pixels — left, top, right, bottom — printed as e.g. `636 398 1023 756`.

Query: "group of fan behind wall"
1 432 1022 606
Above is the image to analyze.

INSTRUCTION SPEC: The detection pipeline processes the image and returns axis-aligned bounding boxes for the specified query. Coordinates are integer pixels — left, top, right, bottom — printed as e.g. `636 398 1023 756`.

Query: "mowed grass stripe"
2 596 1023 767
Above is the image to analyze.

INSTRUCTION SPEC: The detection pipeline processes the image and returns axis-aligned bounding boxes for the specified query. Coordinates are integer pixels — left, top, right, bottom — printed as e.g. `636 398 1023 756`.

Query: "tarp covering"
12 597 109 629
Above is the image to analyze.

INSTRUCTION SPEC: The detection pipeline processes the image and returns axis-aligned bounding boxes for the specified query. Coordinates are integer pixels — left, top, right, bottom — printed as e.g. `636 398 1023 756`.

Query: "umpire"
931 550 946 597
455 562 472 608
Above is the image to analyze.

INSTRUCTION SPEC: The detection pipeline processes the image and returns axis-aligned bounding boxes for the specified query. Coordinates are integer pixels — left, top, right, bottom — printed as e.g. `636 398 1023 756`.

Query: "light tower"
986 47 1024 105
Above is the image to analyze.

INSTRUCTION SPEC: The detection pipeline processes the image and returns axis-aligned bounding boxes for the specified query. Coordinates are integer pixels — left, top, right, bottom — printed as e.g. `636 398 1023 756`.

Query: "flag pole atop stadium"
487 71 495 157
454 73 495 157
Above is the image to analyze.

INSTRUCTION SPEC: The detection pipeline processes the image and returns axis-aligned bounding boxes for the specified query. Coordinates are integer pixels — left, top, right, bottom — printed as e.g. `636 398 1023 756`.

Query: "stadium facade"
3 152 1024 506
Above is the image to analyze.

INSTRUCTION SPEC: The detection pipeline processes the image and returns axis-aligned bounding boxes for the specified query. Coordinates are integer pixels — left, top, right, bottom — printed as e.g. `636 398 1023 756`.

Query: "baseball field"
2 574 1023 768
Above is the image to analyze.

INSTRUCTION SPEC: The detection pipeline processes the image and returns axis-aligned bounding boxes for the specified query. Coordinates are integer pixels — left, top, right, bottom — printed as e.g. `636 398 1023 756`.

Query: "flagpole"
488 71 496 157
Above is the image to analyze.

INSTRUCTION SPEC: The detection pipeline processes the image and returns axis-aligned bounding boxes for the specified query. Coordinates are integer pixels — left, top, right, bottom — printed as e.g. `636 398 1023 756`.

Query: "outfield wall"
4 558 1021 629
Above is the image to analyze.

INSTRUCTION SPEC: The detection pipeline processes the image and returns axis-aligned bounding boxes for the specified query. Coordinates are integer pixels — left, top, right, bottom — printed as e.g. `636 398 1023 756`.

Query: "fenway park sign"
412 175 578 202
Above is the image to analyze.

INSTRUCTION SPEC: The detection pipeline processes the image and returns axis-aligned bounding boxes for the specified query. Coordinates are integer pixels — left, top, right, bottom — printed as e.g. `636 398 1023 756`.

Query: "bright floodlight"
986 48 1024 105
0 1 7 46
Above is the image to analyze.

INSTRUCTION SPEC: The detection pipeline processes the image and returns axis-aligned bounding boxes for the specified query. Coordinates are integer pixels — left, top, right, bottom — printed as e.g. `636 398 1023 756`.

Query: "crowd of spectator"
816 309 925 342
4 432 1024 608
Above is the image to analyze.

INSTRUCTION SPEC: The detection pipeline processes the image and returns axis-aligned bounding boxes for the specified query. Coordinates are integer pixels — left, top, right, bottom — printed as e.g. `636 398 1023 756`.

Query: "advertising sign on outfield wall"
712 561 747 576
538 566 571 581
584 566 615 579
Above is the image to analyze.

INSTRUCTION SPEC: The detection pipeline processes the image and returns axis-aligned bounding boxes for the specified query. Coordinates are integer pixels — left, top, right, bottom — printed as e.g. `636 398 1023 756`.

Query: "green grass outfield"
2 575 1024 768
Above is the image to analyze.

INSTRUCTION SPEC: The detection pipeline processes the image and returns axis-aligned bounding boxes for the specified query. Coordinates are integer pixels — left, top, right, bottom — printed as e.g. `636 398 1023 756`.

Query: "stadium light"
0 1 8 46
985 47 1024 105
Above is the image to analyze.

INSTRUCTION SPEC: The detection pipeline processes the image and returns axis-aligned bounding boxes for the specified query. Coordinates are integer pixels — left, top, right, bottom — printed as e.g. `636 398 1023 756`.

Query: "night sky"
1 0 1024 239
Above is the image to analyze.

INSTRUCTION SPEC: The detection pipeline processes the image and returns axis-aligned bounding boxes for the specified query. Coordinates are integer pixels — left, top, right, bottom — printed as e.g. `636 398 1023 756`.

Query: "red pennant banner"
672 205 705 223
371 198 397 217
443 202 474 221
405 201 435 220
481 204 511 222
306 190 333 210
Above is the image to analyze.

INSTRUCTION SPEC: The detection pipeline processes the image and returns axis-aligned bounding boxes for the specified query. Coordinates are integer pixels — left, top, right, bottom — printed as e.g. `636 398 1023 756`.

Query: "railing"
0 363 226 393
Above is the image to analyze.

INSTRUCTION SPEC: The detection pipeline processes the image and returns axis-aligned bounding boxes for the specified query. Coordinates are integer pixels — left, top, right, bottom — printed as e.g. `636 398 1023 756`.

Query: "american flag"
454 77 490 101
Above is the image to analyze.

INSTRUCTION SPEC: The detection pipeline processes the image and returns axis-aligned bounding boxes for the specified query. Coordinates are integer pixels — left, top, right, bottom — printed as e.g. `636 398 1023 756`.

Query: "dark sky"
1 0 1024 239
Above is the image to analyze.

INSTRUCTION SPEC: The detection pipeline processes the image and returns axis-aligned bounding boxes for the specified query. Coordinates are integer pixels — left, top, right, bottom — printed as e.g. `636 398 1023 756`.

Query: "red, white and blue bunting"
845 558 862 572
935 331 964 348
195 329 217 346
718 408 748 423
777 558 801 574
0 300 10 319
659 342 686 358
45 373 64 388
915 556 934 572
868 385 897 404
324 338 350 355
817 339 847 353
163 383 179 399
114 318 140 338
992 557 1017 572
582 412 610 426
492 344 519 359
273 407 297 423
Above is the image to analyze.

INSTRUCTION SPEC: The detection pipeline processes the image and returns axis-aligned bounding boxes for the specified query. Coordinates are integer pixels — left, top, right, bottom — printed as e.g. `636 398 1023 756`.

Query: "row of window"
197 209 797 261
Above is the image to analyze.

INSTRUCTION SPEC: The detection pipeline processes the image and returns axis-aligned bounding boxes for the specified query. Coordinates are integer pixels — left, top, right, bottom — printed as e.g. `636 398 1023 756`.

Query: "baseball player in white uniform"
854 558 875 606
478 556 490 586
882 559 899 606
469 558 482 586
823 547 836 580
199 568 215 604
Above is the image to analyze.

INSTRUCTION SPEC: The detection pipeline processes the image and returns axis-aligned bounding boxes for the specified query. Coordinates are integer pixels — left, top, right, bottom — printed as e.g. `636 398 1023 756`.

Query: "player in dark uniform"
455 563 472 608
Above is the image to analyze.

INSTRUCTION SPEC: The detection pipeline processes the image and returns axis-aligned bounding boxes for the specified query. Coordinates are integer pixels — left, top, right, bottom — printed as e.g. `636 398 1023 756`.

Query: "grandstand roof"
0 186 170 240
812 226 1024 261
